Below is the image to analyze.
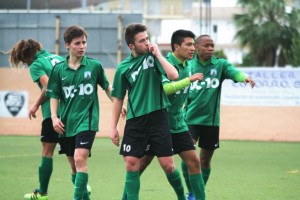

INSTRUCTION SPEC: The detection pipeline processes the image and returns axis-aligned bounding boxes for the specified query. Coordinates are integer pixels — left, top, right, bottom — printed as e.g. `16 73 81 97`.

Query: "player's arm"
104 84 113 102
149 43 178 80
235 73 255 88
50 98 65 134
110 97 124 147
163 73 203 95
224 60 255 88
105 84 127 119
28 75 49 119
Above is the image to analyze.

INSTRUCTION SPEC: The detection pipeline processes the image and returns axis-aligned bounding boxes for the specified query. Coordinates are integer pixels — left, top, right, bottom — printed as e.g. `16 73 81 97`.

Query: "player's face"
66 35 87 58
196 36 214 61
175 37 195 61
130 31 150 56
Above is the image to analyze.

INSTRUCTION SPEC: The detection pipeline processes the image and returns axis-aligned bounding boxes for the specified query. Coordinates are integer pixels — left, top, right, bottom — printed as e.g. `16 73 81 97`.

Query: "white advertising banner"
0 91 28 117
221 68 300 106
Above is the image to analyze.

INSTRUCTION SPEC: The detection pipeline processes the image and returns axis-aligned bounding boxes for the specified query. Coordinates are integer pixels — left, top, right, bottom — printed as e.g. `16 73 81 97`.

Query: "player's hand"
189 73 203 82
28 105 39 120
110 127 120 147
244 76 255 88
148 43 160 56
52 116 65 135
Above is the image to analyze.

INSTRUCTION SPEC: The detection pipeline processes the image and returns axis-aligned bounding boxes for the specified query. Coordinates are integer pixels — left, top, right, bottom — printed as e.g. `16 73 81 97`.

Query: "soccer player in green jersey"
182 35 255 189
46 25 112 200
8 39 67 200
110 23 188 200
161 29 205 200
119 29 205 200
120 29 206 200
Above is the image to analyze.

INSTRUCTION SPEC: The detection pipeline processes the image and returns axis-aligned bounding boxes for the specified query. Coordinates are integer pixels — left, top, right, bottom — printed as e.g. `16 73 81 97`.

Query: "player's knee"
200 158 210 168
125 157 140 171
161 162 175 173
186 158 200 173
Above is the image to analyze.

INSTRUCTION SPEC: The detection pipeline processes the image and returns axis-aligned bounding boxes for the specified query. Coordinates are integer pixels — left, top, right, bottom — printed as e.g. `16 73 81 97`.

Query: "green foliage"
1 136 300 200
238 53 256 67
233 0 300 67
214 49 227 59
289 36 300 67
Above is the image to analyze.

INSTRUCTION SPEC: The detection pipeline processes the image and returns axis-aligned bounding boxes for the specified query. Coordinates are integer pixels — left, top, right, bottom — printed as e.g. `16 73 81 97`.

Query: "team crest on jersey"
84 71 91 79
210 69 217 76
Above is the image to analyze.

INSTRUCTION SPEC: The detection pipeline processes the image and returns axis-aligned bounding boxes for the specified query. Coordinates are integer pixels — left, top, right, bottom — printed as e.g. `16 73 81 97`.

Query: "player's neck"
68 56 82 70
173 52 186 63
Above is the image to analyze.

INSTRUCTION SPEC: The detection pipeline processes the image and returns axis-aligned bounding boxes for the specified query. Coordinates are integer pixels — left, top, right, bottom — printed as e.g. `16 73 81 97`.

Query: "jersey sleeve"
163 78 190 95
29 61 46 83
111 67 127 99
235 72 248 82
96 63 110 90
162 74 170 86
222 59 246 82
45 66 62 99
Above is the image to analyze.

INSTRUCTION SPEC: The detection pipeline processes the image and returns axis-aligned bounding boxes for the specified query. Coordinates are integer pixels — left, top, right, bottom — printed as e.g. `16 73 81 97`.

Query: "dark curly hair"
8 39 42 68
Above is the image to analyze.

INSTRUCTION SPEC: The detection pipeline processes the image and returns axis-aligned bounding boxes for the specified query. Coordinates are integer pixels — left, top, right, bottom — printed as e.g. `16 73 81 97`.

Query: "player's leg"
120 116 149 200
121 154 154 200
173 132 205 200
149 110 186 200
24 118 58 200
181 125 201 199
39 142 57 194
199 149 214 184
23 143 56 200
123 156 141 200
68 156 77 182
198 125 219 184
180 150 205 200
140 154 155 174
181 160 194 199
58 136 82 195
73 131 95 200
39 118 59 196
59 136 91 199
157 156 186 200
199 125 220 184
68 156 91 200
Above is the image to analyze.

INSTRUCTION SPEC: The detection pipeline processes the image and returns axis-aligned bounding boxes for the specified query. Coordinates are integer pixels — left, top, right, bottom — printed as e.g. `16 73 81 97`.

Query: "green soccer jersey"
29 49 64 120
163 53 190 134
185 55 247 126
111 52 170 120
46 55 110 137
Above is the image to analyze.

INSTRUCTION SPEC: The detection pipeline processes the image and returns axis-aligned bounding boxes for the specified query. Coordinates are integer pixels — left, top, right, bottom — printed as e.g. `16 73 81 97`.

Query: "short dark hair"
63 25 88 44
196 34 211 44
171 29 195 52
124 23 148 46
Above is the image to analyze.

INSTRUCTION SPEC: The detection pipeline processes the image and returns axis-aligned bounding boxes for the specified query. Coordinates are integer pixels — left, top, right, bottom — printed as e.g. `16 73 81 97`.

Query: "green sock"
125 171 140 200
73 172 88 200
71 174 76 184
181 160 193 194
72 174 90 200
166 168 186 200
201 168 211 184
122 184 127 200
38 156 53 194
189 174 206 200
122 171 142 200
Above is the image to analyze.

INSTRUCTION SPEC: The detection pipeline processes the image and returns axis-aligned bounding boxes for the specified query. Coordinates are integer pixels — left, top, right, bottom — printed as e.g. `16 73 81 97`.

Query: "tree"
214 49 227 59
233 0 300 67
